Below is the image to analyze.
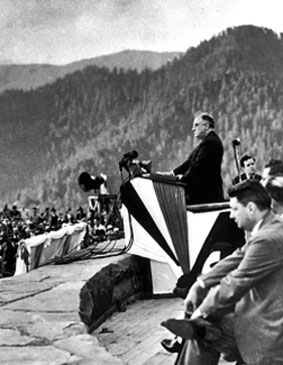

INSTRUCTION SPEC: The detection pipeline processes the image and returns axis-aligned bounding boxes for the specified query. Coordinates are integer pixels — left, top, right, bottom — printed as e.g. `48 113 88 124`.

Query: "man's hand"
184 281 208 314
175 174 183 180
156 171 174 176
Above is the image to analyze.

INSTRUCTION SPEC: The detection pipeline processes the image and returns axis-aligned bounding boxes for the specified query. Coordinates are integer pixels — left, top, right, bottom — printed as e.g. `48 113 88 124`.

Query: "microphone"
232 138 240 147
123 150 139 159
119 150 139 172
232 138 241 181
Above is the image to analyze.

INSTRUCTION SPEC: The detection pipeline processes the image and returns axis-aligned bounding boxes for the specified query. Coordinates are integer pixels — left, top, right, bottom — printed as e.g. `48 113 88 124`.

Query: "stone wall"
79 255 152 333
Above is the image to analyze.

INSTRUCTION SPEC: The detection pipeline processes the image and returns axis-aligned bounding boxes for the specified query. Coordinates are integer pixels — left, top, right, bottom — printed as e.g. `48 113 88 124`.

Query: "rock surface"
79 255 151 332
0 251 138 364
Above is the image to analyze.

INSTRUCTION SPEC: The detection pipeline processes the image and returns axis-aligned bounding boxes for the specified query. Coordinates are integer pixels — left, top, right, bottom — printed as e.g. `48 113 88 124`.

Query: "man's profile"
170 112 224 204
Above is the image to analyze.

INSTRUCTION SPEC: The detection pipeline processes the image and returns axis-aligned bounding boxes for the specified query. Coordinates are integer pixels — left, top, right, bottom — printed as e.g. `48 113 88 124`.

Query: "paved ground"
0 253 126 365
0 245 234 365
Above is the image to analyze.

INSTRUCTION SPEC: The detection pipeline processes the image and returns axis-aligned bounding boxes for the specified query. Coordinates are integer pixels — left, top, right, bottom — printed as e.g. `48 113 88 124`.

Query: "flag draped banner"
121 174 189 273
121 174 245 284
14 222 87 275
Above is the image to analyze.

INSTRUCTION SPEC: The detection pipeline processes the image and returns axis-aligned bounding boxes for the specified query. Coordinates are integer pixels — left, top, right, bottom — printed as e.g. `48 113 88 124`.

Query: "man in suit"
266 174 283 217
162 180 283 365
261 159 283 186
172 112 224 204
160 113 224 353
232 154 261 185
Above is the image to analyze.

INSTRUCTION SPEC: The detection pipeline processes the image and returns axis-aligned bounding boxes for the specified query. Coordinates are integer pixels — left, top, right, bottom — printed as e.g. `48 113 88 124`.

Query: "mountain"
1 25 283 211
0 50 183 94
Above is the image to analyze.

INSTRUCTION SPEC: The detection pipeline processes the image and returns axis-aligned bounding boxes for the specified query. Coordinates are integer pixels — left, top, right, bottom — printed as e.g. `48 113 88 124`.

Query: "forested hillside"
0 50 182 93
1 25 283 210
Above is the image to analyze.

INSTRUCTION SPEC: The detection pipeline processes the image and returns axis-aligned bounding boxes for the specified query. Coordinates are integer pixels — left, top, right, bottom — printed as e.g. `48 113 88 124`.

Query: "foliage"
1 25 283 209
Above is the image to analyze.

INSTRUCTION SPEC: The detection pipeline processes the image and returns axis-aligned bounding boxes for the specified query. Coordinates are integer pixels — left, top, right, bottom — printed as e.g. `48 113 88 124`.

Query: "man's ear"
247 201 256 214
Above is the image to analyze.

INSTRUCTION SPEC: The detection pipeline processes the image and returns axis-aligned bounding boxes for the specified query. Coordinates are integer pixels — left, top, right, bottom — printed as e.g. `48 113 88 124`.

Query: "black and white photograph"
1 1 283 364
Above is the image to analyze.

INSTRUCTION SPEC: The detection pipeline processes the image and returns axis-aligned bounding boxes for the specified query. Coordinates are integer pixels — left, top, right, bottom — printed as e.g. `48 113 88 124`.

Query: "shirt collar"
250 218 263 237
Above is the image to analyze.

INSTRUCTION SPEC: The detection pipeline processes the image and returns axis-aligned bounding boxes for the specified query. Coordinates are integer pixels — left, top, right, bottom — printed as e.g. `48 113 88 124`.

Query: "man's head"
192 113 214 140
228 180 271 231
261 159 283 186
240 154 256 177
265 174 283 214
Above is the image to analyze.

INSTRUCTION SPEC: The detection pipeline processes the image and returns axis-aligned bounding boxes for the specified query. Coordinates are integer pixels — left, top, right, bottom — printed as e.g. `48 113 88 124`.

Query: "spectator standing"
76 206 86 221
10 205 22 221
30 207 39 223
48 208 59 231
232 154 261 185
2 204 11 219
64 208 75 224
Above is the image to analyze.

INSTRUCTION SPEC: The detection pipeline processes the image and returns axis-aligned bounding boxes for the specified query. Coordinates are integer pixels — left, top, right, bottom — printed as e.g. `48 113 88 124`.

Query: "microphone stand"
232 139 241 182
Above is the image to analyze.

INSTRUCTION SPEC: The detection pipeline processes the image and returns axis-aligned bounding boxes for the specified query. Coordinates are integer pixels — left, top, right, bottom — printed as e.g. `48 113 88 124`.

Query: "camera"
78 172 105 192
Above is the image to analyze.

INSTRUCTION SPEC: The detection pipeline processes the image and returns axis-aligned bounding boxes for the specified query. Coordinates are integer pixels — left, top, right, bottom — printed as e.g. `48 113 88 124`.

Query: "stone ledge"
79 255 152 333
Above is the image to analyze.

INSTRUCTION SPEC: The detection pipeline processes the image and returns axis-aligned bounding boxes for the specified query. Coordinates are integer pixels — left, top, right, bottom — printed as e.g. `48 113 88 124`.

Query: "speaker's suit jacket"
173 131 224 204
198 211 283 365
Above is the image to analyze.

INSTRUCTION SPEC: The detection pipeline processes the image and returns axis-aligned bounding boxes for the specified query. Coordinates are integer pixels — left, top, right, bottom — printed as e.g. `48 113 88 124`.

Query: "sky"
1 0 283 65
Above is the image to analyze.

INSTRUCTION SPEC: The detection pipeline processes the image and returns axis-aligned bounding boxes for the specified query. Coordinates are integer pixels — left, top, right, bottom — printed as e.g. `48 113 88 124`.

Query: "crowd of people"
0 194 123 277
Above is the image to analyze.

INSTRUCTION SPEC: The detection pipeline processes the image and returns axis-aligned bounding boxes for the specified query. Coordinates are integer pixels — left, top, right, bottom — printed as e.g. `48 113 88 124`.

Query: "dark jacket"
232 173 262 185
173 131 224 204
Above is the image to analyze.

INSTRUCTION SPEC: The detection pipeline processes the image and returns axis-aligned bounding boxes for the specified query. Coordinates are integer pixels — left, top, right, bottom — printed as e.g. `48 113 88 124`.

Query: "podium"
121 174 245 294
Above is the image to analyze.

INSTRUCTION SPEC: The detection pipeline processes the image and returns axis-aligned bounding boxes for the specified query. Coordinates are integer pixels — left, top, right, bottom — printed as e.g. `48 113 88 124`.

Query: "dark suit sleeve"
173 158 191 176
198 234 283 317
179 137 222 184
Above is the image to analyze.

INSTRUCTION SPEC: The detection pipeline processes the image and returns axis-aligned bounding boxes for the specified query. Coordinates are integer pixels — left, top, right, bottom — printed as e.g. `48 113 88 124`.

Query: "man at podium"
162 112 224 205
